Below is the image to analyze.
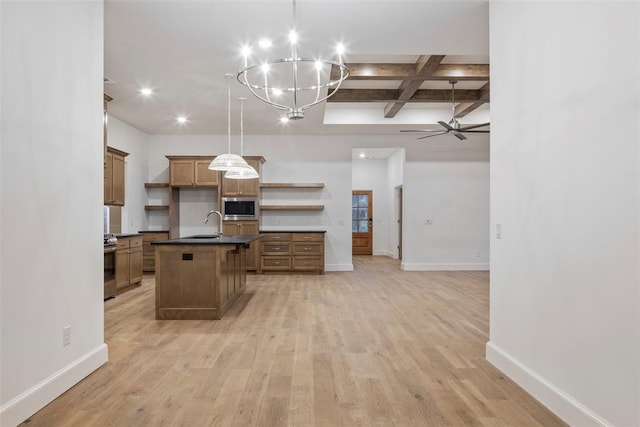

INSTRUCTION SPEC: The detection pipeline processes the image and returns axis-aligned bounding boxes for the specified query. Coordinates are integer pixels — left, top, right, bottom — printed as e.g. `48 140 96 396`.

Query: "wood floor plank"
21 256 567 427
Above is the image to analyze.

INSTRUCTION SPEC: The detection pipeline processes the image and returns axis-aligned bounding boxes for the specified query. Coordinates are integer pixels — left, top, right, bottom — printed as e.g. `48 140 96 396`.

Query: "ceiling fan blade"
416 131 448 140
400 129 442 133
458 122 490 131
453 132 467 141
437 121 455 131
461 130 490 133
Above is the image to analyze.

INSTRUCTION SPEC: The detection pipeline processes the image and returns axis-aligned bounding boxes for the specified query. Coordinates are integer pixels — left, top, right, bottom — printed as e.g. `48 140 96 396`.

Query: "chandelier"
225 97 259 180
236 0 349 120
209 74 250 171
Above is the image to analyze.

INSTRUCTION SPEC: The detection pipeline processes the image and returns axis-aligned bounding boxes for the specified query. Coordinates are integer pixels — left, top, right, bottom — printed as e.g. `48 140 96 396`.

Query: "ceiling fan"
401 80 490 141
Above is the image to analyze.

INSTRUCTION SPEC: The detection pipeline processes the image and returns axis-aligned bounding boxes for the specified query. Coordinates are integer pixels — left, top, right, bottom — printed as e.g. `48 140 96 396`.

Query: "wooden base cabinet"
141 231 170 273
260 232 324 274
223 221 259 271
115 236 143 292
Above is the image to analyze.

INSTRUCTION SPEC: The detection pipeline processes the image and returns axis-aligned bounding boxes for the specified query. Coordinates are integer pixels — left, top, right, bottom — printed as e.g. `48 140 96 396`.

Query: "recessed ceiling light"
176 116 188 125
359 153 366 158
279 117 289 124
140 87 153 96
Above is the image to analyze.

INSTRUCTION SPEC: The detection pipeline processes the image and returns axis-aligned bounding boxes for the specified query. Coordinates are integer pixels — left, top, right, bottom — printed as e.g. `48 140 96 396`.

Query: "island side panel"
155 245 219 320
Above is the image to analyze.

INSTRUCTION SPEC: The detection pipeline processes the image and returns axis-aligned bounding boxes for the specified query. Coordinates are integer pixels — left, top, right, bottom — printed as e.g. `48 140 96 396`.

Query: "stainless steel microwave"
221 197 259 220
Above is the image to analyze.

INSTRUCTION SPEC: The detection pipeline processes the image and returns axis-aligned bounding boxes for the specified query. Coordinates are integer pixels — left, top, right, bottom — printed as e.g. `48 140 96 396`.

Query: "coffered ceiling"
104 1 489 136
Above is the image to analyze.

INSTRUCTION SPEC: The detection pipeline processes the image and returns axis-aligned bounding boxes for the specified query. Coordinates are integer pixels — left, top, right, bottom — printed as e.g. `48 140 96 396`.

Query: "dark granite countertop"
259 230 326 233
152 234 262 246
137 230 170 234
115 233 141 238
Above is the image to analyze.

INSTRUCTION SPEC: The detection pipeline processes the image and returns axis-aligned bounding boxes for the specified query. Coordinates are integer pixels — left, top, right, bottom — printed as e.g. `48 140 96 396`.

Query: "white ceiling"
104 0 489 136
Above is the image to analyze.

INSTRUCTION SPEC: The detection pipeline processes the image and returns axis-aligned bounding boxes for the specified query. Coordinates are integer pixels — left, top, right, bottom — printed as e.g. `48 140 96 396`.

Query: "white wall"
387 149 404 259
352 159 392 256
488 2 640 426
106 116 149 233
0 2 107 425
402 138 490 271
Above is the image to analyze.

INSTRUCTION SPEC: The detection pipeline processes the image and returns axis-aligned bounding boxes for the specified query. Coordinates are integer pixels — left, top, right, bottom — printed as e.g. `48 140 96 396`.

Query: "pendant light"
208 74 250 171
224 97 259 180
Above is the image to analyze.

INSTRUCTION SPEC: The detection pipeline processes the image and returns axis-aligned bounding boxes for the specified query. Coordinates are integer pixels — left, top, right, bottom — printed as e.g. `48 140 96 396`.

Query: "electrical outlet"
63 325 71 346
476 251 481 258
496 223 502 239
425 218 433 225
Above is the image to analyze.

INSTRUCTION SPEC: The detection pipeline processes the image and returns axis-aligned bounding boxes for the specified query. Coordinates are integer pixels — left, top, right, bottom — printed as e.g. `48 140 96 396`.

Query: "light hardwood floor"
23 256 566 426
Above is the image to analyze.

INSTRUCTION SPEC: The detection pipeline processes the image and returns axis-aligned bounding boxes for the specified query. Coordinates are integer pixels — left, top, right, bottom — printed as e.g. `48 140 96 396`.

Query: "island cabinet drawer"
292 242 323 256
261 242 291 255
261 233 292 242
261 256 292 270
292 257 323 271
292 233 324 242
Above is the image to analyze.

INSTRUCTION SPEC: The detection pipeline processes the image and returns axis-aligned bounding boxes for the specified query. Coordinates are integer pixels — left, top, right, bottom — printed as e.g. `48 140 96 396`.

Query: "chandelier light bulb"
261 63 270 74
258 39 272 49
272 88 283 96
289 30 297 44
314 60 323 71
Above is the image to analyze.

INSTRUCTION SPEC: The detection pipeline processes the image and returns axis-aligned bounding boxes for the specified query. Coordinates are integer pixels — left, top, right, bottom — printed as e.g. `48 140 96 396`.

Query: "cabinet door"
129 247 143 284
170 160 195 186
104 152 113 204
194 160 219 186
238 159 260 196
115 249 130 289
111 154 125 206
221 175 240 196
223 221 259 271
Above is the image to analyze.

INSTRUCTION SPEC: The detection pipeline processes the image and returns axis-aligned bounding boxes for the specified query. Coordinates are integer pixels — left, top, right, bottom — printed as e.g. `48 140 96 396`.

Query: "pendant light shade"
224 97 260 180
209 74 250 171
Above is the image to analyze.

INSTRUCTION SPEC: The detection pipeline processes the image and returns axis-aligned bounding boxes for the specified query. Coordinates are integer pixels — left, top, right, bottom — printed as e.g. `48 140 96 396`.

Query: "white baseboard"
372 250 394 257
486 341 611 427
400 262 490 271
325 263 354 272
0 343 108 427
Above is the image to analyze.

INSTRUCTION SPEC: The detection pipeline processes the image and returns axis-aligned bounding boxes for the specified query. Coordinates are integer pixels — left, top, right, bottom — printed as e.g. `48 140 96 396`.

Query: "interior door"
352 190 373 255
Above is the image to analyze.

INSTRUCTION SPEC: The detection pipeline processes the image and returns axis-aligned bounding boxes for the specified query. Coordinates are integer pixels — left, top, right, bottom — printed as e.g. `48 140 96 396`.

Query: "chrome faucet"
204 210 223 237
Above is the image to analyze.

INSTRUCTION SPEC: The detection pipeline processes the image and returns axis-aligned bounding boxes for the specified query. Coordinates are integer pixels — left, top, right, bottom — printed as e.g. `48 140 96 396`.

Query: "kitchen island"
152 235 261 320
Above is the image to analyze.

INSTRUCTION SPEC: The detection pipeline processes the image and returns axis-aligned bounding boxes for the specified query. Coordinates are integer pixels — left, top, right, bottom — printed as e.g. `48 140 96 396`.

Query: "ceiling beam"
327 88 485 103
332 63 489 81
454 82 490 118
384 55 445 118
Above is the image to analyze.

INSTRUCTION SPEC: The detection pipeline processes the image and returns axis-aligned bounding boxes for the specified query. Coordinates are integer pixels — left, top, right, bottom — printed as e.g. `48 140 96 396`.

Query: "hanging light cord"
227 76 231 154
239 98 245 156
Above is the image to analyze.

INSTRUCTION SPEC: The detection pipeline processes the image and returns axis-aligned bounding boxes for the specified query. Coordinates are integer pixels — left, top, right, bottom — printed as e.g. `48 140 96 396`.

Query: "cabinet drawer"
261 233 292 242
292 257 323 271
292 242 323 255
261 242 291 254
292 233 324 242
116 239 129 250
143 232 169 242
261 256 292 270
130 237 143 249
142 257 155 270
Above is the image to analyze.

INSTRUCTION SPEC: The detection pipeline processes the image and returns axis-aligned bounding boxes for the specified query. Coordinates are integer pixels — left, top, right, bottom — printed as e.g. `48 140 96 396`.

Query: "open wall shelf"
261 183 324 189
145 205 169 211
144 182 170 188
261 205 324 211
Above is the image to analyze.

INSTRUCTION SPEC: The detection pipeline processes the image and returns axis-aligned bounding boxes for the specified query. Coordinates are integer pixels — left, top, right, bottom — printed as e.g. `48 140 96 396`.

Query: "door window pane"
352 221 357 232
358 195 368 207
358 208 368 219
352 208 357 220
358 221 368 232
352 195 357 208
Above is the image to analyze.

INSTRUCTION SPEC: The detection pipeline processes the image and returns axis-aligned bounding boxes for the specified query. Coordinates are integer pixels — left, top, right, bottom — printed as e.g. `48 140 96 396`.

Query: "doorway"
395 186 402 260
352 190 373 255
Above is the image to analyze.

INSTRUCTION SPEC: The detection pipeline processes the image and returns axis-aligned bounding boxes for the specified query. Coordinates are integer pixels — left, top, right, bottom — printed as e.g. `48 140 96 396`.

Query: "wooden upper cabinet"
221 157 264 196
104 146 128 206
167 156 219 187
195 160 219 186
